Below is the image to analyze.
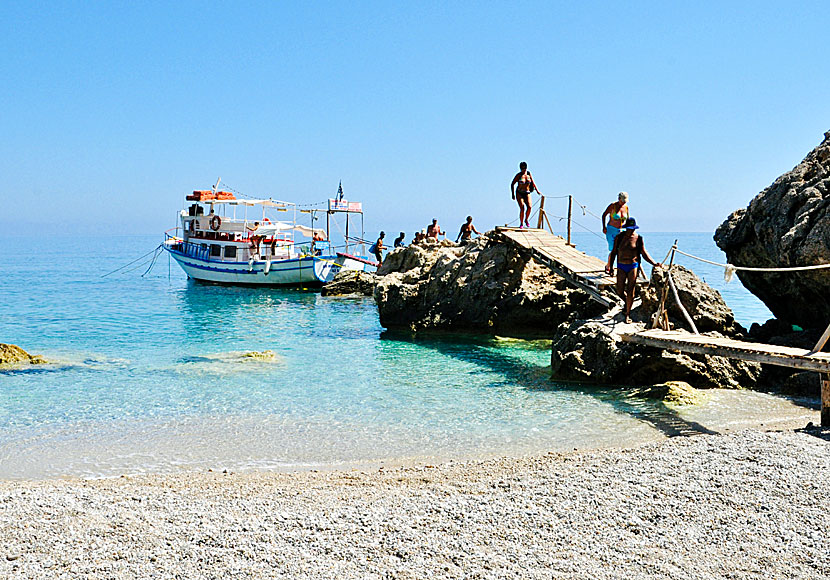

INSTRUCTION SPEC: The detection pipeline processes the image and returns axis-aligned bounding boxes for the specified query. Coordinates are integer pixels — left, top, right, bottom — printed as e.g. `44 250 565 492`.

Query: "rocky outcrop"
549 317 761 389
321 270 377 297
373 234 605 336
640 265 745 337
714 131 830 328
0 343 46 367
550 265 761 388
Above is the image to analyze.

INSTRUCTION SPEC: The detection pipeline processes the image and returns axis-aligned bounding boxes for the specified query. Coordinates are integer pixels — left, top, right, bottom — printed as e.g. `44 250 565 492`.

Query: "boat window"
210 244 221 257
224 245 237 259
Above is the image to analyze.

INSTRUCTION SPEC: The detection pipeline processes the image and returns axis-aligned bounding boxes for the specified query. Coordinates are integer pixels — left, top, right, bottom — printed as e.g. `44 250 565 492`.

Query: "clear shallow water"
0 234 812 479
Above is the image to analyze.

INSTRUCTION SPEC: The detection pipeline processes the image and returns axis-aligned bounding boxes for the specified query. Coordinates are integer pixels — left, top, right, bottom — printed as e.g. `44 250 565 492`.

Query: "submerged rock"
630 381 700 405
373 233 605 336
640 265 745 336
321 270 377 297
714 130 830 329
241 350 278 361
0 343 47 367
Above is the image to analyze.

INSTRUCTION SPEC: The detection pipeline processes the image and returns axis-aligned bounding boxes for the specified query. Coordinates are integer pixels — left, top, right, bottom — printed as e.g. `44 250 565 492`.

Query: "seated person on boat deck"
606 217 661 323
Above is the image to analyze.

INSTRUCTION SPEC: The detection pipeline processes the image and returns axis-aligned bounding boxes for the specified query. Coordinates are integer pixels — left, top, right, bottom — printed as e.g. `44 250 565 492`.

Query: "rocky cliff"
714 131 830 328
373 235 605 336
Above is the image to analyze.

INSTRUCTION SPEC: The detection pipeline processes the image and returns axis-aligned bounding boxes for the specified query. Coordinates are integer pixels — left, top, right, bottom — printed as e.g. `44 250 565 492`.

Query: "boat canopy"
207 199 293 208
253 222 326 239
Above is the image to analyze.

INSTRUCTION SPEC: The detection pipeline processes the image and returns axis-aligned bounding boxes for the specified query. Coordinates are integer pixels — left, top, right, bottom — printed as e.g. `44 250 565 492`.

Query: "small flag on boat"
337 180 344 201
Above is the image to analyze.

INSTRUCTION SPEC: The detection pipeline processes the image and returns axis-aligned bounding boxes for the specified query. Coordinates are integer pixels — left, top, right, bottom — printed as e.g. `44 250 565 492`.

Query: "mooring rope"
101 245 163 278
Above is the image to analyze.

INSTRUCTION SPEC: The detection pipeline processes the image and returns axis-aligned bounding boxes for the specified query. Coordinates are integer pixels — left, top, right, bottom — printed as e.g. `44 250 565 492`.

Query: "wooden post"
822 373 830 427
567 196 574 246
543 212 555 235
811 320 830 354
537 195 546 229
651 241 678 330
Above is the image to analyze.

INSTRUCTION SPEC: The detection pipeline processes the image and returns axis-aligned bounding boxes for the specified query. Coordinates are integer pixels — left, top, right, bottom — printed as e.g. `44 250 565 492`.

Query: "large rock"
549 318 761 389
640 265 745 336
551 266 759 388
714 131 830 329
321 270 377 297
0 343 46 367
373 234 605 336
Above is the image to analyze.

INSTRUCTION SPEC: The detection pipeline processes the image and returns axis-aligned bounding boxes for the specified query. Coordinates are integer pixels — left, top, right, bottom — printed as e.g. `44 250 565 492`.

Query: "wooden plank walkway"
496 227 645 308
621 329 830 373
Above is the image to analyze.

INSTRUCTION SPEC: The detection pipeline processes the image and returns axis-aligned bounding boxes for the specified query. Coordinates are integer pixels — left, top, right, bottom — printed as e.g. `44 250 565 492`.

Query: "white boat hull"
165 246 345 286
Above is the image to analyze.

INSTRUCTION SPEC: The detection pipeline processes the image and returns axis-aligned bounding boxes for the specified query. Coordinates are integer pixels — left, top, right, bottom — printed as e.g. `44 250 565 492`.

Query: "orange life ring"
263 218 271 223
210 215 222 231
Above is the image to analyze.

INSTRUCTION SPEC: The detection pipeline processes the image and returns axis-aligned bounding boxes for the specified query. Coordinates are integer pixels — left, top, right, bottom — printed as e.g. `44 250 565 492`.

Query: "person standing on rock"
456 216 481 245
393 232 406 248
370 231 385 265
602 192 629 253
606 217 661 323
511 161 541 229
426 219 444 240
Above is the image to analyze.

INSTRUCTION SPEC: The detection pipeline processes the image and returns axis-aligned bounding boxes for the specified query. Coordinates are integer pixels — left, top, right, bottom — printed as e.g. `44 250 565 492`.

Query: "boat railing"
166 234 210 261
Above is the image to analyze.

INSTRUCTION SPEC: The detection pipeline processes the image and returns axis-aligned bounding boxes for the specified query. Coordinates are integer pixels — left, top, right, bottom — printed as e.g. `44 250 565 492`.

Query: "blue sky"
2 1 828 238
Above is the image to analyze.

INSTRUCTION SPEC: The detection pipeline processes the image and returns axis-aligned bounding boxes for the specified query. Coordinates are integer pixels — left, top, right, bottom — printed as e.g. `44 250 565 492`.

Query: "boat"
162 182 377 286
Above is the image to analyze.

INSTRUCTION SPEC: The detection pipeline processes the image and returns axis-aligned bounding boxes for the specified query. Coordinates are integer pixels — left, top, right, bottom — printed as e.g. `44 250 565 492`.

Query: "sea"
0 232 817 479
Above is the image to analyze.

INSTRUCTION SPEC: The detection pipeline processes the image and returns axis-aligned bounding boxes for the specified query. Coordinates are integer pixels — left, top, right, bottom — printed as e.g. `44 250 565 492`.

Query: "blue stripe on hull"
164 246 340 286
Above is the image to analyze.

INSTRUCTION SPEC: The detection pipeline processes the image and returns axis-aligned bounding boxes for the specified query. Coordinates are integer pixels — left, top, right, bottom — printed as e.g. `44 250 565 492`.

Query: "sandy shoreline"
1 428 828 579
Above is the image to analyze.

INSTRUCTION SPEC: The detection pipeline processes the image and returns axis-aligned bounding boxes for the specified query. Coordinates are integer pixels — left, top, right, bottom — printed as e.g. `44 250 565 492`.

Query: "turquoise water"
0 234 811 479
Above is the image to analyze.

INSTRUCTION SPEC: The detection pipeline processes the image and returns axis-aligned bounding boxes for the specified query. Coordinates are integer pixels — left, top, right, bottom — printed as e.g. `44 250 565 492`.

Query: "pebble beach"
2 428 828 579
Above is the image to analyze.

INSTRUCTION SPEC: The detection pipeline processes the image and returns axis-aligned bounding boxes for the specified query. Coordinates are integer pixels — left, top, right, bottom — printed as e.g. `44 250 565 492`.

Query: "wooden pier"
622 328 830 425
496 226 646 308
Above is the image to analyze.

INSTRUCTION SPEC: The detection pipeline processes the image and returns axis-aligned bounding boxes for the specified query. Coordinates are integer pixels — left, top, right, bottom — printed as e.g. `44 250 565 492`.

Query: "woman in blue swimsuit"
601 191 629 252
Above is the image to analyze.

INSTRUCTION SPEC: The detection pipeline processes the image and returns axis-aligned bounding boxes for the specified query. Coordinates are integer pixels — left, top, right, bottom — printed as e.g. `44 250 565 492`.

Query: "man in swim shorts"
606 217 661 323
371 231 386 264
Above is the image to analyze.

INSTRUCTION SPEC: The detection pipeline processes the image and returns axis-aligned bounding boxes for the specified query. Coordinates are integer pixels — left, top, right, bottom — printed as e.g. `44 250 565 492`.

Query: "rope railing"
672 248 830 282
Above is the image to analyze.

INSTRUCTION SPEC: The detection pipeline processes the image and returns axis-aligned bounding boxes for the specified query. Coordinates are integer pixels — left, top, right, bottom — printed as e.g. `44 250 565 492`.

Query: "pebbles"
0 429 828 578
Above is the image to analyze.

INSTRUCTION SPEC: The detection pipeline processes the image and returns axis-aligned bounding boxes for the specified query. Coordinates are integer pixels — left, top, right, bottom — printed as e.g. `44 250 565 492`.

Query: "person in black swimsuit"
510 161 541 229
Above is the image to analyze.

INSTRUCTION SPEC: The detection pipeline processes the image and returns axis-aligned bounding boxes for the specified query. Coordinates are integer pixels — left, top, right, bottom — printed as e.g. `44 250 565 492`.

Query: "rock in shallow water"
321 270 378 297
714 130 830 329
630 381 700 405
549 315 761 389
0 343 46 367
